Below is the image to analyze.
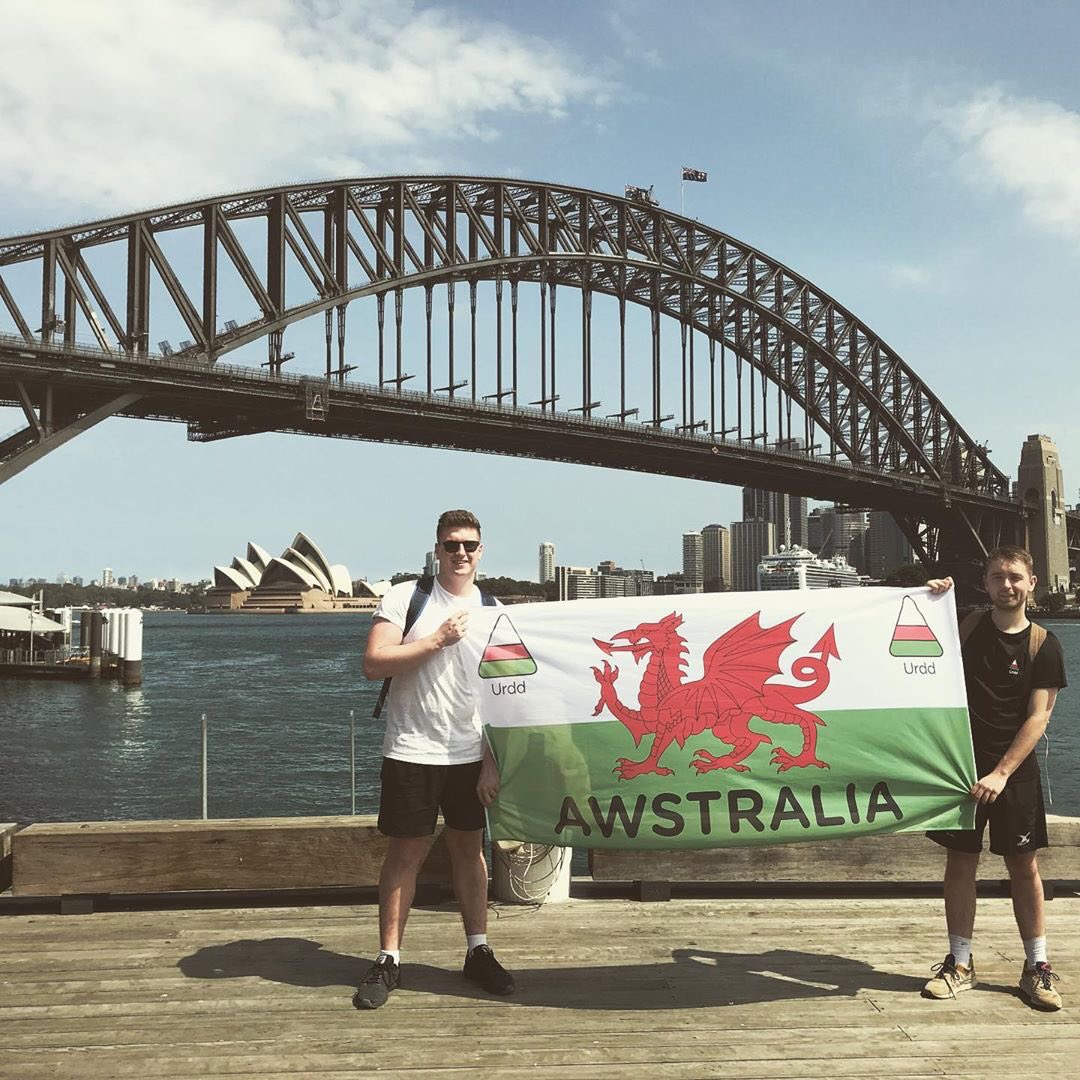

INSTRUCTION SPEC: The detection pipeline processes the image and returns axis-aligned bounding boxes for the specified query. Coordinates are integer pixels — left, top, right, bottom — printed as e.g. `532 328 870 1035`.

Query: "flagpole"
680 176 685 218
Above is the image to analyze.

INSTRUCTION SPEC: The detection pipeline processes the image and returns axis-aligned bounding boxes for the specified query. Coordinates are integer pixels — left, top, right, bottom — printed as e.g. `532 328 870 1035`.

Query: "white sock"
466 933 487 953
1023 936 1048 966
377 949 400 965
948 935 972 968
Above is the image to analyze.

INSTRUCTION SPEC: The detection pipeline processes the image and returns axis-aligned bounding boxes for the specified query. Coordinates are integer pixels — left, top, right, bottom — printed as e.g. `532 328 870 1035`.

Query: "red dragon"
591 611 840 780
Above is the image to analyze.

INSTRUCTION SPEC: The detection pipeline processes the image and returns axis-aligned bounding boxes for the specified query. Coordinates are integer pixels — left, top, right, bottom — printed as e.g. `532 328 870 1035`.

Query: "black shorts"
928 770 1048 856
377 757 486 837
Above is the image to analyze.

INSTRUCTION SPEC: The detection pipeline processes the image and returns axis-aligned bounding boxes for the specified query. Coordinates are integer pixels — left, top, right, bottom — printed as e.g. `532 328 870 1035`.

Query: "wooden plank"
0 897 1076 1079
591 816 1080 883
11 815 450 896
0 822 16 891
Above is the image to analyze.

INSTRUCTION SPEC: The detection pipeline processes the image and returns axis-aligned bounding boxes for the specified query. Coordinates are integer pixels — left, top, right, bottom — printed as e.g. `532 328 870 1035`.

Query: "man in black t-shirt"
921 546 1066 1010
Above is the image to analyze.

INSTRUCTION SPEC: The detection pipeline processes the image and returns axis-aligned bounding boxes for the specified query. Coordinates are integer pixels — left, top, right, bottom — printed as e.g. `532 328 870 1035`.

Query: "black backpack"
372 575 497 718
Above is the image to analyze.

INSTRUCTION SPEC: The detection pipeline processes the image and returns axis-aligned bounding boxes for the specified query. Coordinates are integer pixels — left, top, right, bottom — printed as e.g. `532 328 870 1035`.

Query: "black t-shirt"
961 613 1067 778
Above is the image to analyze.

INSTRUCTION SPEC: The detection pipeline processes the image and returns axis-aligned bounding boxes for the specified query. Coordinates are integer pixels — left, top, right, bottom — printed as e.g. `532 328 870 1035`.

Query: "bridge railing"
0 331 1006 496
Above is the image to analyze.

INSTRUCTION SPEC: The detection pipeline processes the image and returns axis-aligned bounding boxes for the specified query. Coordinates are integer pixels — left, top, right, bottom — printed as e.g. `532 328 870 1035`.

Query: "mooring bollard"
122 609 143 687
89 611 103 678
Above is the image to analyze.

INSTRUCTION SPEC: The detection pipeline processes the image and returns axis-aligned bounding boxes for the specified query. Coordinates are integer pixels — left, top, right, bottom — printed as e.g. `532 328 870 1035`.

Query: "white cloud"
887 263 932 288
940 88 1080 248
0 0 611 213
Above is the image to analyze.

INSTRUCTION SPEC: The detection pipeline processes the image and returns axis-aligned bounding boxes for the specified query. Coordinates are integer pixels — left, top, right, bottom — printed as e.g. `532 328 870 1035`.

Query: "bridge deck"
2 894 1077 1078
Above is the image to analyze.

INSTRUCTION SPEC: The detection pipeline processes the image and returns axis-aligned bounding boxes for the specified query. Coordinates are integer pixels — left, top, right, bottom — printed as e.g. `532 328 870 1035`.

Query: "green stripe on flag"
889 640 944 657
479 658 538 678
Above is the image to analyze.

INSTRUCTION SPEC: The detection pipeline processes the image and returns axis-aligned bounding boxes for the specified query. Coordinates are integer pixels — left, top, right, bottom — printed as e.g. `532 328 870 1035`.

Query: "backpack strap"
372 576 436 720
1028 621 1047 664
958 609 987 647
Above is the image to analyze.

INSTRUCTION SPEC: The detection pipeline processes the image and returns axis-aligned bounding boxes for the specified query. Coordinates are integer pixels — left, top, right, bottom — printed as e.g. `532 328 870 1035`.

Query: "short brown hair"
436 509 481 538
985 545 1034 576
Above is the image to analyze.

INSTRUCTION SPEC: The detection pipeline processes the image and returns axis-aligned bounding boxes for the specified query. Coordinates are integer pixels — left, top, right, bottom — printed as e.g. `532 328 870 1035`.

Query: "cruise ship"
757 546 861 590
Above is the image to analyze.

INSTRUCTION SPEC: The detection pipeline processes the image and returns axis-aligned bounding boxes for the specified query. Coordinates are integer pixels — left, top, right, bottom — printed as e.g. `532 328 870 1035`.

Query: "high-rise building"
806 505 868 568
1018 434 1069 595
742 486 807 548
731 520 776 591
539 542 555 584
865 512 913 579
102 568 114 588
702 524 731 592
424 550 438 577
682 532 704 593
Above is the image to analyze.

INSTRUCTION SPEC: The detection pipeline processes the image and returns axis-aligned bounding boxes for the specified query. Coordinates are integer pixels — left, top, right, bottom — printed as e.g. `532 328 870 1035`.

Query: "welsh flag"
459 588 975 849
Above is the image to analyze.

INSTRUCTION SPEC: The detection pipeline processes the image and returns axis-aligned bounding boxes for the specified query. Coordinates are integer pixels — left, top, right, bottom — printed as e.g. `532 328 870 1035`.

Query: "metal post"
350 709 356 816
201 712 208 820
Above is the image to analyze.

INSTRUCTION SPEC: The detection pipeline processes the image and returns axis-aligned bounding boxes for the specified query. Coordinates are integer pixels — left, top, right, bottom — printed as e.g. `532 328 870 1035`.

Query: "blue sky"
1 0 1078 584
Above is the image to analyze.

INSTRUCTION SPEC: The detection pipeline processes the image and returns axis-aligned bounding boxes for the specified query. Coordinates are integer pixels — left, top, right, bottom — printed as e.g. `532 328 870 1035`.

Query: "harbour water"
1 611 1078 824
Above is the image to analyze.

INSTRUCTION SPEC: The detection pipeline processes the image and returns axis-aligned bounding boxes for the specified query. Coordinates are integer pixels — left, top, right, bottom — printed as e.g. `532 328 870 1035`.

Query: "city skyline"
2 3 1078 581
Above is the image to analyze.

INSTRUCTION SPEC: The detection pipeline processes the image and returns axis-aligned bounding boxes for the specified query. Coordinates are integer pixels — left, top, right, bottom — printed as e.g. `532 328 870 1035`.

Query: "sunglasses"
439 540 480 553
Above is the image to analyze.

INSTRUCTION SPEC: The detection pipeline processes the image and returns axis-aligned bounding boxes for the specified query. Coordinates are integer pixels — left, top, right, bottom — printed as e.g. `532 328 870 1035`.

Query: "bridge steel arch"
0 177 1022 568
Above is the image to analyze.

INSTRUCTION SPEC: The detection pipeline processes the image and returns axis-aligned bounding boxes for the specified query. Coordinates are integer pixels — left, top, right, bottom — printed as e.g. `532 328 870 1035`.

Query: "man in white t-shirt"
352 509 514 1010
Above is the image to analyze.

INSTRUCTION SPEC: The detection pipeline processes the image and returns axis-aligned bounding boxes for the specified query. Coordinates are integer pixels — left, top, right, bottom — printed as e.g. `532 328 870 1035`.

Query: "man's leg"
944 849 980 941
379 835 436 950
1004 851 1044 940
1007 851 1061 1009
444 826 488 935
923 846 980 999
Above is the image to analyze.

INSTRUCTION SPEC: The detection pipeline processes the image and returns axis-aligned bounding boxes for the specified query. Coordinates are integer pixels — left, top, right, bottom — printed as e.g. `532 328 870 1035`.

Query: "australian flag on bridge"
681 166 708 182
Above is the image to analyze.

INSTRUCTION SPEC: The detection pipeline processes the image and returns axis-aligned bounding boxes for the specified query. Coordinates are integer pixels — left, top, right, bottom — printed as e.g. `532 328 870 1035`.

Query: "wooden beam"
590 815 1080 888
11 815 451 898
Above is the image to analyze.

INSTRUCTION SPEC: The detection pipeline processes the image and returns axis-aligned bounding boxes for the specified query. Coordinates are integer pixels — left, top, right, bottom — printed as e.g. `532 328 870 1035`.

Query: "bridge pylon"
1018 434 1070 598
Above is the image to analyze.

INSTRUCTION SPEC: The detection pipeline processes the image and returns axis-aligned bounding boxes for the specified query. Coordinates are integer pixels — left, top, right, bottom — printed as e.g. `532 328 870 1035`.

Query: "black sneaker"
463 944 515 996
352 956 400 1009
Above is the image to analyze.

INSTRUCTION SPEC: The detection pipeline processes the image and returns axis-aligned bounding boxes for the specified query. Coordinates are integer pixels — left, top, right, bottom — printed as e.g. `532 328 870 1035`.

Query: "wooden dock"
1 892 1077 1078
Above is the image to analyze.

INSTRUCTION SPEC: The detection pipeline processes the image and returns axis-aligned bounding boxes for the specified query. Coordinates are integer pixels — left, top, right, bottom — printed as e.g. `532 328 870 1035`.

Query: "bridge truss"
0 177 1023 567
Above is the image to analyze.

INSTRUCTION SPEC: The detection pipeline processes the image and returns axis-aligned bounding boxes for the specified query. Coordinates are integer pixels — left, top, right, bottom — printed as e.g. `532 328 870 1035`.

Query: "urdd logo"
889 597 942 658
478 614 537 679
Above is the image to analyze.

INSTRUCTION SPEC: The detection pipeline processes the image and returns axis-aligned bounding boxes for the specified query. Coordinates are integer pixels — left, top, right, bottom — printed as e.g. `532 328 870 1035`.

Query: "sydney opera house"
204 532 387 613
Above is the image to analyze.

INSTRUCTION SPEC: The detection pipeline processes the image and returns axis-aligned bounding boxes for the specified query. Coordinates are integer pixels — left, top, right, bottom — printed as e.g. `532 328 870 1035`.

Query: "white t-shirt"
373 578 496 765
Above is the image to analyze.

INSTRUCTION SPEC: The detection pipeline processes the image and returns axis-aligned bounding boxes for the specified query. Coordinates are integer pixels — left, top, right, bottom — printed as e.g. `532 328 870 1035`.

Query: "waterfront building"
702 524 731 592
539 542 555 584
653 572 685 596
102 568 114 588
620 568 655 596
757 546 861 590
599 575 628 598
731 520 776 592
205 533 376 613
556 565 597 600
1018 434 1070 596
682 532 704 593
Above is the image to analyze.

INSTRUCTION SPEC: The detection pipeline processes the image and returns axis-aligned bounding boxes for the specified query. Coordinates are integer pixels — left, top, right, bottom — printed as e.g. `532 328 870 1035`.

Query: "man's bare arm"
477 742 501 807
362 611 470 680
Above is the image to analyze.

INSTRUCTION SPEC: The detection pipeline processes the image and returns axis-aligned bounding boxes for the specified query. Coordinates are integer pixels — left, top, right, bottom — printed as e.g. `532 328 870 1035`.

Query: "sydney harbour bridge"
0 175 1058 579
